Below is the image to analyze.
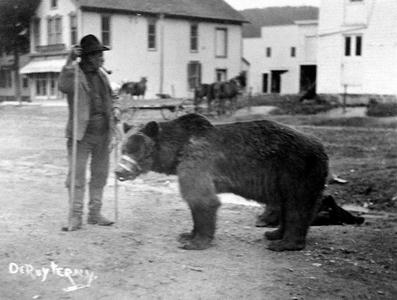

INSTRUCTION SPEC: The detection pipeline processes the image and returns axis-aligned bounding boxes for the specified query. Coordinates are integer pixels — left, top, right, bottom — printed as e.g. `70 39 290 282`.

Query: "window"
262 73 268 93
345 36 351 56
190 24 198 52
49 73 57 96
33 18 41 48
0 69 12 88
148 19 156 50
47 16 62 44
36 74 47 96
355 36 362 56
215 69 227 82
215 28 227 57
266 47 271 57
22 76 29 89
187 61 201 90
50 0 58 9
345 35 362 56
291 47 296 57
70 14 77 45
101 15 111 47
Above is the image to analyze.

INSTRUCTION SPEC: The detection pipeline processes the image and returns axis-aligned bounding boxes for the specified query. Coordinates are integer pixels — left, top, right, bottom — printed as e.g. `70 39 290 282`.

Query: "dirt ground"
0 104 396 300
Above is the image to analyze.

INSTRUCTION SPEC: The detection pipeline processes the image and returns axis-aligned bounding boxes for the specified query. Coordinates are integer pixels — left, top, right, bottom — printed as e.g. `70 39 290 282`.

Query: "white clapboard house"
317 0 397 103
17 0 246 101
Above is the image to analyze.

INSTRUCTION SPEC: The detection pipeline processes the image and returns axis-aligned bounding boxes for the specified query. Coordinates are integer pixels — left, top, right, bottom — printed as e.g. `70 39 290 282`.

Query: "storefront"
20 58 66 102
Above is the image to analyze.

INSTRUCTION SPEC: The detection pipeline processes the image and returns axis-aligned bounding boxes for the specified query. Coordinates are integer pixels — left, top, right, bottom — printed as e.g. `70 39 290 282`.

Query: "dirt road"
0 105 396 299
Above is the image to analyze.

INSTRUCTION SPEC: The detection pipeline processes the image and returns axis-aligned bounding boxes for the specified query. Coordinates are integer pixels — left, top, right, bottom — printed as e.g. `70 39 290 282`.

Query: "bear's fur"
115 113 329 251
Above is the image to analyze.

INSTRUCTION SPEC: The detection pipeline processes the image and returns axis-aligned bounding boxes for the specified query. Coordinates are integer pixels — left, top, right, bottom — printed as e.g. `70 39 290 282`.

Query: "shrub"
367 99 397 117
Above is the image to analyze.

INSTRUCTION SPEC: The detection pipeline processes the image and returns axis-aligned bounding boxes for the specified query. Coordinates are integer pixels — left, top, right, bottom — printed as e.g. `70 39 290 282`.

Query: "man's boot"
62 188 84 231
87 187 114 226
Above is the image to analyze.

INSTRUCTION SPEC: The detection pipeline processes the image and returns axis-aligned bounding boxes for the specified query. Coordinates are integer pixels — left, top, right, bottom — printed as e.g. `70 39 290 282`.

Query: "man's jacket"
58 63 120 141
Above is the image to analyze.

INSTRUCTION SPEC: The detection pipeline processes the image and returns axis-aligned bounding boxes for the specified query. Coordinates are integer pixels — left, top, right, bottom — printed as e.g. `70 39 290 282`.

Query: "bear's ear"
123 123 133 133
142 121 160 138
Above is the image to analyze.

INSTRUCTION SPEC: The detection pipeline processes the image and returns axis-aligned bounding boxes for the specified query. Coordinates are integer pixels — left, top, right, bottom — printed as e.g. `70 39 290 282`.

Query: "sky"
224 0 320 10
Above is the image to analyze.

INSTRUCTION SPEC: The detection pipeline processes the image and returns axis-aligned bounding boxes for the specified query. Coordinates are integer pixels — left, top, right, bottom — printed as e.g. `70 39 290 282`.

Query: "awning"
20 59 66 74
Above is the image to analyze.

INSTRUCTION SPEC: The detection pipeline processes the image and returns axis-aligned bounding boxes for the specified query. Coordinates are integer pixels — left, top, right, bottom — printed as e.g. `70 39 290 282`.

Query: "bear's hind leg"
264 204 284 240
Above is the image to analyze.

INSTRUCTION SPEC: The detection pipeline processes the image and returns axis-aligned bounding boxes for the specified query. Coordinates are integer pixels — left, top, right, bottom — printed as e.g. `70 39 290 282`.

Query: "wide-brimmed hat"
80 34 109 55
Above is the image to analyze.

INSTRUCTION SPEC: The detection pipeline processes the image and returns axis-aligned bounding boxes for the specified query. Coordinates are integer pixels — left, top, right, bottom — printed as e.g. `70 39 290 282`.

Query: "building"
243 20 318 95
17 0 246 102
317 0 397 103
0 51 30 102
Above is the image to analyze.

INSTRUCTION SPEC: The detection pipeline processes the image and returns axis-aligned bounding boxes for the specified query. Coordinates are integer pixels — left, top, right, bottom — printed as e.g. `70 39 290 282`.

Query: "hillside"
240 6 319 38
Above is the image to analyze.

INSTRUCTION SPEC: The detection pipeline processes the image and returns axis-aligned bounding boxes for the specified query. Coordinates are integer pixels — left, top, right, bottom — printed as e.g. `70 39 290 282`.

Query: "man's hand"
66 45 82 65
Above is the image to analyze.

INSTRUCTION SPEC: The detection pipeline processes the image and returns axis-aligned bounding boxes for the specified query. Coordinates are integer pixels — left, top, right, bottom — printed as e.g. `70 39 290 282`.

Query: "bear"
115 113 329 251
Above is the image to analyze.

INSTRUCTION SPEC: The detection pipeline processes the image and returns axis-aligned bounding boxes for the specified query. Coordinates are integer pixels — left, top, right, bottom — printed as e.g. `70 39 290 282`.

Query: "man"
58 34 121 231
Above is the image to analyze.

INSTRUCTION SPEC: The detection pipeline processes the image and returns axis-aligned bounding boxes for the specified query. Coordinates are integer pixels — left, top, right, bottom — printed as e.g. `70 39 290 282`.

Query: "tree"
0 0 40 104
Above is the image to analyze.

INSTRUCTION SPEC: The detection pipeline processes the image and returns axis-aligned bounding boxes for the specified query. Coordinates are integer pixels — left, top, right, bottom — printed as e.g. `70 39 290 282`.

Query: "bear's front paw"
178 236 212 250
264 229 283 240
267 239 305 252
178 232 195 243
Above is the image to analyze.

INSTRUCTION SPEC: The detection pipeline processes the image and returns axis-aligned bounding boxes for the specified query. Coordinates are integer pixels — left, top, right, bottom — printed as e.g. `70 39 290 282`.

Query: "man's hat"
80 34 109 54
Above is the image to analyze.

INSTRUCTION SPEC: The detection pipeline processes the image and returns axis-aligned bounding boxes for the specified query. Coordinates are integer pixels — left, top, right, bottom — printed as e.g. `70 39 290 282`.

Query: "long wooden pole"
114 140 119 224
68 59 79 231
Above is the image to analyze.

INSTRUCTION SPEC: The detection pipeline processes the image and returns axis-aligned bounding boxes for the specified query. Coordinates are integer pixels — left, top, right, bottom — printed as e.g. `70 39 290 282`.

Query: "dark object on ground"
119 77 147 99
256 195 365 227
115 113 328 251
367 98 397 117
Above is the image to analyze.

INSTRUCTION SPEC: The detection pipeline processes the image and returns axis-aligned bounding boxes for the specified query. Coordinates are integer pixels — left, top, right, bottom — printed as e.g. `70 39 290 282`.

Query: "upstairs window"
266 47 271 57
101 15 111 47
291 47 296 57
47 16 62 44
345 35 362 56
190 23 198 52
215 28 227 57
70 14 77 45
33 18 41 48
148 19 157 50
50 0 58 9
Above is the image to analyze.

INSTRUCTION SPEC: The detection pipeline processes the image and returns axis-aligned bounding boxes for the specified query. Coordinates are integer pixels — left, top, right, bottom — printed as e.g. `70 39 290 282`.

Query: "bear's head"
115 113 214 181
115 121 159 181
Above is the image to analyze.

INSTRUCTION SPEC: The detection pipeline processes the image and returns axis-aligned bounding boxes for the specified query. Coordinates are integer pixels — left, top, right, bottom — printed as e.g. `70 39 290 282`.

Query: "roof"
20 59 66 74
241 6 319 38
75 0 247 24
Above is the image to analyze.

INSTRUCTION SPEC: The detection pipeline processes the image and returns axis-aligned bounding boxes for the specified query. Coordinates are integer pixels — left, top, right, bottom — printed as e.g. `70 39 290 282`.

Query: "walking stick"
114 128 120 224
68 58 80 231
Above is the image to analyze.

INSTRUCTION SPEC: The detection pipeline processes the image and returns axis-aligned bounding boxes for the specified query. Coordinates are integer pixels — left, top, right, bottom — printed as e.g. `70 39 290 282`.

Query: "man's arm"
58 46 81 94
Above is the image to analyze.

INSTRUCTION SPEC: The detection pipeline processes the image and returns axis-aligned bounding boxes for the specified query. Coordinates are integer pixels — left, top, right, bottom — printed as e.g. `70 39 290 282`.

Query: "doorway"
271 70 287 93
300 65 316 93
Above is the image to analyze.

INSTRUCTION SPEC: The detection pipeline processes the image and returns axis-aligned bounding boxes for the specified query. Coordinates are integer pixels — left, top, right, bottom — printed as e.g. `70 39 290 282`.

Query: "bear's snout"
115 155 142 181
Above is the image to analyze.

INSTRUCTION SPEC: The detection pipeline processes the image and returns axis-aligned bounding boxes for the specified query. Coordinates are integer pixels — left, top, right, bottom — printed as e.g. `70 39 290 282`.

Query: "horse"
193 83 214 113
212 75 245 115
119 77 147 99
194 72 246 116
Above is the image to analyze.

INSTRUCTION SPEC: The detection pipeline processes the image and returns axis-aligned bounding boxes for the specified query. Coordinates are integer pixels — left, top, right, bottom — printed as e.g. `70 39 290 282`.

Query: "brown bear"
115 113 329 251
